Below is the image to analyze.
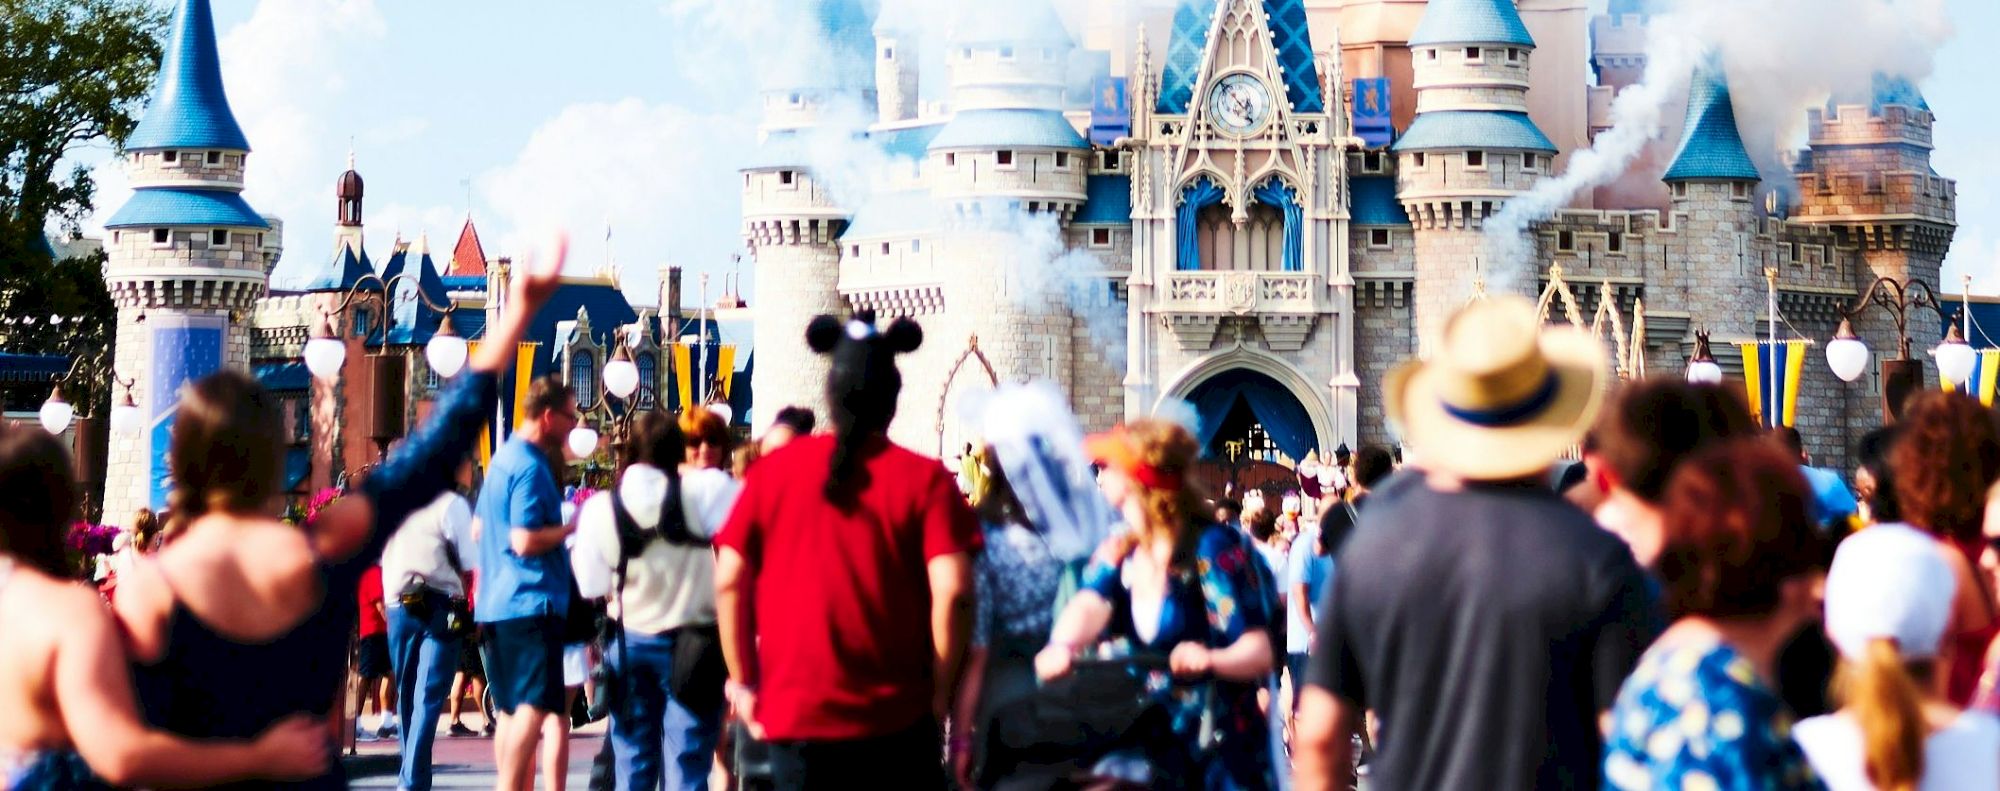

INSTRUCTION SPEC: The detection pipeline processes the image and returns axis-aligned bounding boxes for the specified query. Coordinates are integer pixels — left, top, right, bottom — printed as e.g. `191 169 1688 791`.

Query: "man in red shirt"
716 314 979 788
356 564 399 739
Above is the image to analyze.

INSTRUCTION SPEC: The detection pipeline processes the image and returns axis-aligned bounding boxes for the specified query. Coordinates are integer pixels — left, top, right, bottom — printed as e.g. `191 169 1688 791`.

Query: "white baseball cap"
1823 524 1956 660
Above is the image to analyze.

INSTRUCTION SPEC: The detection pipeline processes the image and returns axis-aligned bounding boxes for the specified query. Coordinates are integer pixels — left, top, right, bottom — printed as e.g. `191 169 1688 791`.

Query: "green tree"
0 0 165 407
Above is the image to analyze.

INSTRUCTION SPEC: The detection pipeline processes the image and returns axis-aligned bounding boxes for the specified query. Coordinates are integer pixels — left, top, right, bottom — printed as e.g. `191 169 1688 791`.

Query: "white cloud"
477 98 757 308
365 117 431 146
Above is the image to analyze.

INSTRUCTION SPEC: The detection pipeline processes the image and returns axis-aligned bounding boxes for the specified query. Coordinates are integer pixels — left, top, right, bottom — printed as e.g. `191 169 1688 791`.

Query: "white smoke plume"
1483 0 1955 284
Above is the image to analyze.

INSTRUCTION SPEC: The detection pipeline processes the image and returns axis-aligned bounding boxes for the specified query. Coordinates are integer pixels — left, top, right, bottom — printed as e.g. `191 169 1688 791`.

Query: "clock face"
1208 74 1272 135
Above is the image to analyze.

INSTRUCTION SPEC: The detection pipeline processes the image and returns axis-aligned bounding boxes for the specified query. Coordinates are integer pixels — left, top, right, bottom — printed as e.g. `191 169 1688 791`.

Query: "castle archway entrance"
1158 360 1331 497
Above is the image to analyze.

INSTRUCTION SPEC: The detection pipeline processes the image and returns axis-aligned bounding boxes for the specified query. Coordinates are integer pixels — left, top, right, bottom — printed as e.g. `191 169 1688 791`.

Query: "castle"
90 0 1956 520
742 0 1956 469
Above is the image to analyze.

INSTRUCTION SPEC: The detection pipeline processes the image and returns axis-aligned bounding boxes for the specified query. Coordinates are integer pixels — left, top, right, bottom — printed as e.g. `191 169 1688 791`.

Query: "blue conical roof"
1826 73 1930 114
302 242 375 293
1409 0 1535 48
127 0 249 151
1664 61 1759 183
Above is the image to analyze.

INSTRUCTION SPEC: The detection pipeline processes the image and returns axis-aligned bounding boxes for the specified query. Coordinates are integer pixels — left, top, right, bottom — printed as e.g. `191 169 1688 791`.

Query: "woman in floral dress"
1603 440 1828 791
1037 419 1279 790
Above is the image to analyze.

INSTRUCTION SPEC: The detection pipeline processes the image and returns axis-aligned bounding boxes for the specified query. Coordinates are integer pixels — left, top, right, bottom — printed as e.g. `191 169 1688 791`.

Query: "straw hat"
1385 296 1607 481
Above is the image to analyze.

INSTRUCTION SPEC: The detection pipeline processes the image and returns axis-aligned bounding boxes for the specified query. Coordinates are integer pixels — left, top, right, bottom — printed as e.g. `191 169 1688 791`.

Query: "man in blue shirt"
1774 426 1858 533
474 375 579 791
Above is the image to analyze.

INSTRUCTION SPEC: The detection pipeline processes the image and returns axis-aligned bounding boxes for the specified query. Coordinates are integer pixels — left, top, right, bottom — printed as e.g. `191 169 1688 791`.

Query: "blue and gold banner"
1090 76 1130 146
1941 349 2000 405
148 316 226 510
1353 77 1393 148
1740 340 1808 429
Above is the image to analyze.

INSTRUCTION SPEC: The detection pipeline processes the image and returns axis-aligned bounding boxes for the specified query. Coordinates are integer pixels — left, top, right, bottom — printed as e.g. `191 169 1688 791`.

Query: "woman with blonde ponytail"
1795 524 2000 790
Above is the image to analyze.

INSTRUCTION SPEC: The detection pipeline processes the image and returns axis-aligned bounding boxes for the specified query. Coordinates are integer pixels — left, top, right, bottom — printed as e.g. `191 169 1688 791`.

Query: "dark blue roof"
378 247 459 346
1392 110 1555 152
1074 175 1132 224
1350 177 1410 225
0 353 68 384
1156 0 1215 114
765 0 876 94
1156 1 1323 114
301 243 376 293
1409 0 1536 47
254 361 310 392
929 109 1088 150
104 188 267 228
872 124 944 160
523 283 640 380
1827 73 1931 114
126 0 249 151
1265 0 1324 113
1664 62 1759 183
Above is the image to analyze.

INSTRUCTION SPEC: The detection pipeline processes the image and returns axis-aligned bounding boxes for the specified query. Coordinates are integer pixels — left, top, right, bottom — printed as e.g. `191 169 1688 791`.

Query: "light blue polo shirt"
473 435 571 622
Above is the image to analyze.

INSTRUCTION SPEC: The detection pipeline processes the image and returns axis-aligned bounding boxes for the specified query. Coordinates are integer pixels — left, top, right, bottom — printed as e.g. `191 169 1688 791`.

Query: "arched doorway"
1177 367 1322 497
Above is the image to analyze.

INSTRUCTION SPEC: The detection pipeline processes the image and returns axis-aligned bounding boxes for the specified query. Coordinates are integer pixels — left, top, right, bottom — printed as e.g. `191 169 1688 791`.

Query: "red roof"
450 218 487 276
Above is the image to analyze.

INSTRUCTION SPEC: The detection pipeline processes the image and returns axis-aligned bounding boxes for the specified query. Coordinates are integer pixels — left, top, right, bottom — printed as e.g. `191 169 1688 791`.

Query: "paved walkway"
343 713 607 790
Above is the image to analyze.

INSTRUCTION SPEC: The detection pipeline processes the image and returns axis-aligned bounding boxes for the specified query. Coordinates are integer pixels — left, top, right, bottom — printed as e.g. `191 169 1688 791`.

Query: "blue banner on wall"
148 317 225 510
1090 76 1130 146
1353 77 1393 148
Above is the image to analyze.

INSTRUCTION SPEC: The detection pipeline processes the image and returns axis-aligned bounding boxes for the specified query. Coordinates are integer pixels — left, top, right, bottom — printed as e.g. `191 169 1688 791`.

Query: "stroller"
976 654 1200 791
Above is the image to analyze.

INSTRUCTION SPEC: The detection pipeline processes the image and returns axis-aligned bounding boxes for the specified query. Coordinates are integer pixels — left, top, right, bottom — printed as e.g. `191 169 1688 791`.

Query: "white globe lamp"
1936 324 1976 388
567 426 600 459
424 319 468 379
305 316 347 382
110 391 144 436
1685 331 1724 385
706 403 734 426
603 349 640 401
1825 319 1870 384
38 388 73 435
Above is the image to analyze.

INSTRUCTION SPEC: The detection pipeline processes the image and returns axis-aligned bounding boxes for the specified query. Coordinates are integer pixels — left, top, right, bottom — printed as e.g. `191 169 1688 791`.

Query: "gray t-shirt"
1309 471 1658 791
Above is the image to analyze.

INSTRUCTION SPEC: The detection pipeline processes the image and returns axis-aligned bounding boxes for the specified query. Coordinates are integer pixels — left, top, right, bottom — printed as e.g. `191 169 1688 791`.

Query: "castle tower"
875 25 919 124
741 0 875 423
1661 60 1762 344
1588 0 1674 209
1793 75 1956 418
917 0 1087 436
101 0 274 521
335 151 364 255
300 160 380 487
1395 0 1557 348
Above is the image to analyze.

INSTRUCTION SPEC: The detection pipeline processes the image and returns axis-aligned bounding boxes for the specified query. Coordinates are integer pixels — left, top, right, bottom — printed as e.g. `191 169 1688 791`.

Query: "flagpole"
1766 268 1778 429
699 273 710 406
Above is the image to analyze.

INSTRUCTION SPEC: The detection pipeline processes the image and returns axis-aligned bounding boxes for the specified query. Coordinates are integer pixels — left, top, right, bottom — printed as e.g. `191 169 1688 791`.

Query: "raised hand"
512 231 567 311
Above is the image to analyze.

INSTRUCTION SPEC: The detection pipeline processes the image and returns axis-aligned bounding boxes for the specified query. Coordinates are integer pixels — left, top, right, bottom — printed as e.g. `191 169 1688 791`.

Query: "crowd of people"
7 265 2000 790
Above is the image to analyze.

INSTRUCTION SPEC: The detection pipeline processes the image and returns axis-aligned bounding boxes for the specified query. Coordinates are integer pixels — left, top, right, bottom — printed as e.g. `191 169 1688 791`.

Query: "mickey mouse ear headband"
806 310 923 355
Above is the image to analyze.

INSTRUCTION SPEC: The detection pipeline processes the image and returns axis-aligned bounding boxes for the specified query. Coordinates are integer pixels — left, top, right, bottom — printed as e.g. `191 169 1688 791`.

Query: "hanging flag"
469 340 492 472
673 342 693 412
1739 341 1808 428
1941 349 2000 405
1090 76 1130 146
1353 77 1393 149
511 342 539 437
716 344 737 399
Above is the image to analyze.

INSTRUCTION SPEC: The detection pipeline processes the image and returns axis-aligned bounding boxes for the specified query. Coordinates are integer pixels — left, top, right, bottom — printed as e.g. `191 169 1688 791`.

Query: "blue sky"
70 0 2000 306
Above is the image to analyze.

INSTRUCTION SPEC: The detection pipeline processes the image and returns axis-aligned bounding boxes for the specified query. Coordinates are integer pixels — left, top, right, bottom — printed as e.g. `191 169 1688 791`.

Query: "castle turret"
101 0 274 521
875 25 919 123
741 0 875 422
1662 60 1762 342
1793 74 1955 420
1395 0 1556 346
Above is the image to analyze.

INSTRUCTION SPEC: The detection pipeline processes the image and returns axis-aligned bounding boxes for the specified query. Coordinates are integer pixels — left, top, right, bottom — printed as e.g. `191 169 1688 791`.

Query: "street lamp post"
568 328 658 467
304 273 464 465
1824 276 1953 421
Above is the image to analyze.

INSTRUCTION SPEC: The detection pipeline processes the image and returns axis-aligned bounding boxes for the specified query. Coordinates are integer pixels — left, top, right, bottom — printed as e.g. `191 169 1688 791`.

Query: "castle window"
881 46 894 60
425 362 442 393
1521 153 1539 172
1672 182 1688 198
850 245 860 257
292 398 311 443
881 242 891 255
152 228 170 247
1731 182 1750 199
1427 49 1438 61
787 93 802 106
1369 228 1392 248
1465 47 1483 62
1363 152 1383 173
112 231 120 244
162 150 178 163
1411 152 1427 169
1607 231 1624 253
1041 48 1054 61
570 352 597 410
778 170 795 186
1557 230 1576 252
1465 150 1486 169
1822 244 1833 266
210 229 230 247
946 153 958 167
1789 242 1802 263
1507 48 1521 62
1000 46 1015 60
961 47 972 60
996 150 1016 168
635 352 658 409
1091 227 1112 247
206 151 222 166
353 309 371 338
1055 151 1070 169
